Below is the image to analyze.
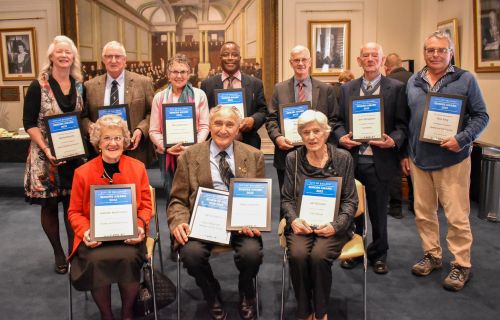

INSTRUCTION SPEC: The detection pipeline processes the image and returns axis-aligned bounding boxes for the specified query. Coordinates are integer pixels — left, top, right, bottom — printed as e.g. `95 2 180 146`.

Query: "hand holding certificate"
279 102 311 146
349 96 385 142
162 103 197 148
44 111 88 162
298 178 342 228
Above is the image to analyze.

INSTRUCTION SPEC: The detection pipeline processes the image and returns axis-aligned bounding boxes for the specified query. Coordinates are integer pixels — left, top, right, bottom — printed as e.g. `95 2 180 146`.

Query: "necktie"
366 81 373 92
218 151 234 188
110 80 119 105
298 81 306 102
227 76 234 89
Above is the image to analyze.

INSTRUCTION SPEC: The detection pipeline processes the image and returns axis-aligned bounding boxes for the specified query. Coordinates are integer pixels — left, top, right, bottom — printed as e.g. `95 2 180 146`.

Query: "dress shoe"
388 209 403 219
54 263 68 274
207 296 227 320
239 297 257 320
340 257 362 269
372 259 389 274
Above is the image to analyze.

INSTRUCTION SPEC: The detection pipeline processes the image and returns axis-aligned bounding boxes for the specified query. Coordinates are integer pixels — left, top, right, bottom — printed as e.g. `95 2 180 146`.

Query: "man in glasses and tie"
333 42 409 274
82 41 154 165
201 41 267 149
168 105 265 320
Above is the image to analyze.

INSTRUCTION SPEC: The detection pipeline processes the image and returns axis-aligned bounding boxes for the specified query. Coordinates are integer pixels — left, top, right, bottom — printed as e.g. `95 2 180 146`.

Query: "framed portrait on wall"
437 18 460 67
0 28 37 81
473 0 500 72
309 20 350 76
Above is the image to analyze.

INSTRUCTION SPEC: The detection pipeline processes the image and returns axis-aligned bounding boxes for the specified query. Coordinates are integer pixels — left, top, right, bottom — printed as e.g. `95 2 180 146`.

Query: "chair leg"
177 251 181 320
280 248 287 320
68 263 73 320
254 275 260 319
150 257 159 320
157 237 165 274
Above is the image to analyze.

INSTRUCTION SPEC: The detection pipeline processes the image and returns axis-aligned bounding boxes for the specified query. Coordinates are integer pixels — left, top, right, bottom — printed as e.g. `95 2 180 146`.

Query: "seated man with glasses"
82 40 154 165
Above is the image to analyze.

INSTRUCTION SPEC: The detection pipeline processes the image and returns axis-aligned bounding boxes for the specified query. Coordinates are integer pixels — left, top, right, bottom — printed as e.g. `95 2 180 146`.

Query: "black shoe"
388 209 403 219
54 263 68 274
373 259 389 274
207 296 227 320
239 297 257 320
341 257 362 269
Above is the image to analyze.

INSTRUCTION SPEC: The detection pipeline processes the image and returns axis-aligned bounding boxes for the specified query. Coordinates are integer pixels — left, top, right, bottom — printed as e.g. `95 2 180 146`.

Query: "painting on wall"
473 0 500 72
309 20 350 76
437 18 460 67
0 28 38 81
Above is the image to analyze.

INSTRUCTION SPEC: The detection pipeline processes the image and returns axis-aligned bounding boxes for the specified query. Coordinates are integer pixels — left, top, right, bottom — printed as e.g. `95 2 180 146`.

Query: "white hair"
297 110 331 134
102 41 127 58
290 45 311 59
39 35 82 82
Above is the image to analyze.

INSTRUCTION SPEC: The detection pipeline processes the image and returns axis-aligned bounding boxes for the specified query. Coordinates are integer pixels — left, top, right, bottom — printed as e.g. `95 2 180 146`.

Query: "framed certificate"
215 89 246 118
348 96 385 142
419 92 466 144
162 103 197 148
97 104 131 130
189 187 231 245
227 178 272 231
44 112 88 162
279 102 311 146
90 184 138 242
298 177 343 227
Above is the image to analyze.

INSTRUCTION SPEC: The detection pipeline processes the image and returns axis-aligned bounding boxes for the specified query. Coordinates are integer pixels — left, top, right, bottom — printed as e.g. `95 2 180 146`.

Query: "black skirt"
70 241 146 291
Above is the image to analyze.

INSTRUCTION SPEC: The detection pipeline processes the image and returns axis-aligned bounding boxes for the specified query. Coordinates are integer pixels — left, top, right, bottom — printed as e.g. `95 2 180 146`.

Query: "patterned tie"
298 81 306 102
227 76 234 89
218 151 234 188
366 81 373 91
110 80 119 105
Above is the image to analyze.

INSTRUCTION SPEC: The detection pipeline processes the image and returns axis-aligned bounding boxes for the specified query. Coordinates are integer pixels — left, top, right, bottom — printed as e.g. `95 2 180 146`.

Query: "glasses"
424 48 450 55
102 135 124 143
104 54 125 61
169 70 189 76
291 58 310 64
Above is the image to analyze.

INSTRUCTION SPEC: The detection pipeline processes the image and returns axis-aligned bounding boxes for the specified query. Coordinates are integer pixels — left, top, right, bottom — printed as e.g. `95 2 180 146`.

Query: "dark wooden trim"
60 0 78 45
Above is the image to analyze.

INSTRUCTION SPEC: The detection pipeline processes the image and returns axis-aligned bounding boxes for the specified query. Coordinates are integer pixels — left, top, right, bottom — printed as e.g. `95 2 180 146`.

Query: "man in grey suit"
82 41 154 165
266 45 337 194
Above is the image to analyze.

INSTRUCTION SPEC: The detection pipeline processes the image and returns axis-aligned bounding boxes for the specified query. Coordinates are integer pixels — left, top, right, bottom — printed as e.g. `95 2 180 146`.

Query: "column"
204 31 209 64
199 30 204 62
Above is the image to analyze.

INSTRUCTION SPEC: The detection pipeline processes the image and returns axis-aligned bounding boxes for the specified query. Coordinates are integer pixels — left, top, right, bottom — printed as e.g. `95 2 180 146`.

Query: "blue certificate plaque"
227 178 272 231
420 92 466 144
279 102 311 145
90 184 138 242
189 187 231 245
298 177 342 227
162 103 197 148
215 89 246 118
348 96 384 142
44 111 88 161
97 104 131 130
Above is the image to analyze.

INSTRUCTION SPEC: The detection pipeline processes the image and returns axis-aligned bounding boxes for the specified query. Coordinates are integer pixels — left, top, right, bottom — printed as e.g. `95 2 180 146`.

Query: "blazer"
167 140 265 235
82 70 154 164
266 76 338 169
333 76 409 180
200 73 268 149
68 155 152 259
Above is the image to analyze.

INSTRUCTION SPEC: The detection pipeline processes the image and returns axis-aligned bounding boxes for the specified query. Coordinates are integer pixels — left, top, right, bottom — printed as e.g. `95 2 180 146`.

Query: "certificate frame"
44 111 88 162
97 104 131 131
90 184 138 242
162 103 197 148
189 187 231 246
348 95 385 142
214 88 247 118
227 178 272 232
419 92 467 145
298 177 343 227
279 101 311 146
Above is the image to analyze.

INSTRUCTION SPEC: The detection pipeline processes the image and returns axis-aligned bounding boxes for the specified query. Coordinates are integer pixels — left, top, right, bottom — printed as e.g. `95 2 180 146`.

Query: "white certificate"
189 188 231 245
227 179 272 231
90 185 137 242
162 103 197 147
45 112 87 161
420 93 466 144
215 89 246 118
280 102 310 145
350 96 384 142
299 178 342 227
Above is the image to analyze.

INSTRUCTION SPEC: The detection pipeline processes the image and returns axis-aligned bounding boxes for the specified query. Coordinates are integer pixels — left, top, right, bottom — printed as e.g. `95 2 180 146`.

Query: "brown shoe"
411 253 442 276
443 263 471 291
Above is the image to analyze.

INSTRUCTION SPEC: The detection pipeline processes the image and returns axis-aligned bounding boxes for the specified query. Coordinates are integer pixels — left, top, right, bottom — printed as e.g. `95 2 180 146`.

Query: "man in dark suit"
201 41 267 149
82 41 154 165
168 105 264 320
266 45 337 192
333 42 408 274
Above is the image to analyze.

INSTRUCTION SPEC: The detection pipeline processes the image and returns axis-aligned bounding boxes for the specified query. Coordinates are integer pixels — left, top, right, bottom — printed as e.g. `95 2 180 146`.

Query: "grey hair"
424 30 455 52
167 53 192 73
290 45 311 59
209 105 242 125
297 110 331 134
102 41 127 58
359 42 384 57
90 114 131 151
39 35 82 82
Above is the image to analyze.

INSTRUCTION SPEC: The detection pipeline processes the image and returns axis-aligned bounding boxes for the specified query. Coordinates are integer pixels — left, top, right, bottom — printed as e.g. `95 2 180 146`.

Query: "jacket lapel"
233 141 249 178
124 71 133 104
95 75 106 106
287 77 295 103
311 77 320 108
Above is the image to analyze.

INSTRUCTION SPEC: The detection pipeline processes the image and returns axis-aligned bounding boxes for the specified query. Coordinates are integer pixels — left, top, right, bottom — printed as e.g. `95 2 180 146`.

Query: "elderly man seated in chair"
167 105 265 320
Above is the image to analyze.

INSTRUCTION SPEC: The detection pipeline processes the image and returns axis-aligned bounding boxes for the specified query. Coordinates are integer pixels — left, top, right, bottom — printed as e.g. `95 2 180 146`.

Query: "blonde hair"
90 114 131 151
39 35 82 82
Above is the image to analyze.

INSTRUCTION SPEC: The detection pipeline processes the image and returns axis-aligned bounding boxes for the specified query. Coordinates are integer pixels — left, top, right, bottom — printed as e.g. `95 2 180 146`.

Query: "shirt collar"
294 76 312 87
106 70 125 87
210 140 234 159
421 64 455 80
222 70 242 82
362 74 382 87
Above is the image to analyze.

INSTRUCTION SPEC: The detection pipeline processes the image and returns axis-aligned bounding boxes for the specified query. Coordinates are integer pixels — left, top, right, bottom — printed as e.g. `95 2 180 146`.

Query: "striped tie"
218 151 234 188
110 80 119 105
298 81 305 102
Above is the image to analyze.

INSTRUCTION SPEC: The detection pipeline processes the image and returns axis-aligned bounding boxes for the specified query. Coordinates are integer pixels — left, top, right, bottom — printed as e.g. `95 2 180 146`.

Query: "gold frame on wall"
437 18 461 67
0 27 38 81
308 20 350 76
473 0 500 72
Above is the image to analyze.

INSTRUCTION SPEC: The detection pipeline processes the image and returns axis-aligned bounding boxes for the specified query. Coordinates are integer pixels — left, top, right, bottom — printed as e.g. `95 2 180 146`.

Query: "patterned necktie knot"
218 151 233 188
366 81 373 91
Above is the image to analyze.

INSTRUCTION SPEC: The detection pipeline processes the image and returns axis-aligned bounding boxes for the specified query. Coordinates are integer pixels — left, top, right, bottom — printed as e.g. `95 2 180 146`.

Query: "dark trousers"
354 163 390 262
389 171 402 214
179 235 263 302
286 232 348 318
277 168 286 220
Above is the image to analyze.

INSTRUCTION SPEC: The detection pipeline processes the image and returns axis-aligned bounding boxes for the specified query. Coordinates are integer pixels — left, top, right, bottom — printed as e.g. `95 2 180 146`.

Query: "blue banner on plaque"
303 179 338 198
217 90 244 105
233 182 268 198
94 188 133 206
199 191 228 210
283 104 309 120
352 98 381 114
98 106 128 120
165 106 193 120
47 115 79 133
428 96 462 115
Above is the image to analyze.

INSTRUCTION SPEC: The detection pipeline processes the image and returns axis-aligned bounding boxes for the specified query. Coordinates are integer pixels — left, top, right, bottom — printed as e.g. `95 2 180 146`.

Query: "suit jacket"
167 140 265 234
333 76 409 180
388 67 412 84
266 76 338 170
68 155 152 259
82 70 154 164
200 74 267 149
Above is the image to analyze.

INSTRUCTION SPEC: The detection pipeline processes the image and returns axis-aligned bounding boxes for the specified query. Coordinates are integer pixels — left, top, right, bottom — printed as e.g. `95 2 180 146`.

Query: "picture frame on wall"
0 28 38 81
473 0 500 72
437 18 461 67
309 20 350 76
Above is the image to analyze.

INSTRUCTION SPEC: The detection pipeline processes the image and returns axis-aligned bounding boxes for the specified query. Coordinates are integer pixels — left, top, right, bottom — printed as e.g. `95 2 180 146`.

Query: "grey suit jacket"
167 140 265 233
